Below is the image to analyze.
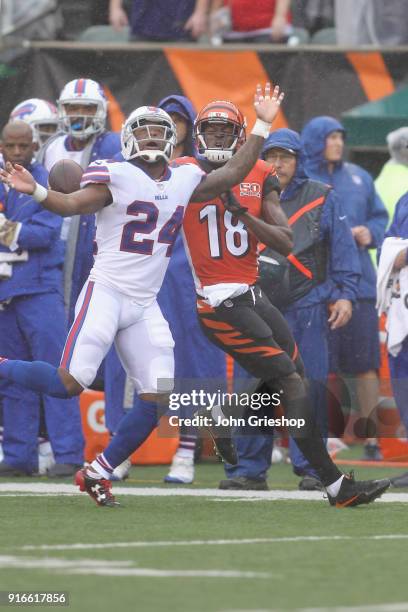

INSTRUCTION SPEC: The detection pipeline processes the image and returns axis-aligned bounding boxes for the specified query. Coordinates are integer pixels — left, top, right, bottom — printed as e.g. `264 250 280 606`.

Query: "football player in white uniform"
0 84 284 506
38 78 120 172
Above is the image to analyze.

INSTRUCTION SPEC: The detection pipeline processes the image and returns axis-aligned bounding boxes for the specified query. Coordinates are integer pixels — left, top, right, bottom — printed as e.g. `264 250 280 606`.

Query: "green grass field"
1 456 408 612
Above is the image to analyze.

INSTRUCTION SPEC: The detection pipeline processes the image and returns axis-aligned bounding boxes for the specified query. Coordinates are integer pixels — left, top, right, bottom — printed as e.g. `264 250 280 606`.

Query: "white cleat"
111 458 132 481
164 455 194 484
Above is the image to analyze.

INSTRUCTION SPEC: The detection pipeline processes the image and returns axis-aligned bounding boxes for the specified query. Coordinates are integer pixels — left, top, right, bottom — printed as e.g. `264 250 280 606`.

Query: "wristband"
251 118 272 139
32 183 48 203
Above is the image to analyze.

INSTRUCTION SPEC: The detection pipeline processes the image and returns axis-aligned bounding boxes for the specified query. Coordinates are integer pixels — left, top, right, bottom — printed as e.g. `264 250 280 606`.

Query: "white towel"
376 237 408 314
387 267 408 357
0 262 12 279
0 251 28 263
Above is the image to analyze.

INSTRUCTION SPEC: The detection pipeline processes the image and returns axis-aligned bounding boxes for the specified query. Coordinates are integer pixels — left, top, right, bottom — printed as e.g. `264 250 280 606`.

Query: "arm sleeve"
321 190 361 302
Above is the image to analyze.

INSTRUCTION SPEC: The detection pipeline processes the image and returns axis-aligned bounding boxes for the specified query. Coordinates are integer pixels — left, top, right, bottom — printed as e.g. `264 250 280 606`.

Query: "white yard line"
19 534 408 552
1 482 408 503
70 568 274 578
0 555 274 579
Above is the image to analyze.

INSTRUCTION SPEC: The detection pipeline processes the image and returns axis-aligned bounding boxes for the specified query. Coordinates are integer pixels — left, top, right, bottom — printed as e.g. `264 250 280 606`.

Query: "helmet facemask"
194 101 246 164
31 120 59 147
58 101 106 140
121 111 177 164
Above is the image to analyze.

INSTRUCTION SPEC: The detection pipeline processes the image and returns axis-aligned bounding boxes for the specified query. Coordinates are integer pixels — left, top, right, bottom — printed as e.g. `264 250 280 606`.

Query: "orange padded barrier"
79 390 179 465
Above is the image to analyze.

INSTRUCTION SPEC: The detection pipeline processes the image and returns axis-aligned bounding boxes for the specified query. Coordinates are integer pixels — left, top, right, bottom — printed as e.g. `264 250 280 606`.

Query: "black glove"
220 190 248 217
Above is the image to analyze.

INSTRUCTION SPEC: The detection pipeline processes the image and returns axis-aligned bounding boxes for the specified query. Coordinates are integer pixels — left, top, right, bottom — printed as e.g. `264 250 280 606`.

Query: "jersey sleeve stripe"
83 166 110 174
82 171 110 178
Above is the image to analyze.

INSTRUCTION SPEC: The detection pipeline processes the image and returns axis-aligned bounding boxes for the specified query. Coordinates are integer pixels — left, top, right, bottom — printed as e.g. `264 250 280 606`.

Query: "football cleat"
327 472 390 508
164 455 194 484
194 409 238 465
298 475 324 491
111 458 132 481
75 468 119 507
219 476 268 490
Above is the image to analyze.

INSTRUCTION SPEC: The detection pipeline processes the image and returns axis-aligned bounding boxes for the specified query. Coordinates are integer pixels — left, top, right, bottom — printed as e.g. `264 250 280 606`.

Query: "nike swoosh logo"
339 216 347 220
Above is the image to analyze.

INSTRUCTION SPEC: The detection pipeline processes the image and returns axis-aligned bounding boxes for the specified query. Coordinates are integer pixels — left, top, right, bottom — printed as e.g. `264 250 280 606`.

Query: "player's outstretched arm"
191 83 284 203
0 162 111 217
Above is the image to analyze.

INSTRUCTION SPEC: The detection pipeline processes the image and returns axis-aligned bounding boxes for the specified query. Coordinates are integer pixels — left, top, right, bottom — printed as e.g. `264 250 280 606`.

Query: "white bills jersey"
42 135 92 172
80 159 204 304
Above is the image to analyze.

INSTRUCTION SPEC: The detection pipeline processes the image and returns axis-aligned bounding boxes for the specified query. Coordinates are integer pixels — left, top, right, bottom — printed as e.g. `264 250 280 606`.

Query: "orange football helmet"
194 100 246 163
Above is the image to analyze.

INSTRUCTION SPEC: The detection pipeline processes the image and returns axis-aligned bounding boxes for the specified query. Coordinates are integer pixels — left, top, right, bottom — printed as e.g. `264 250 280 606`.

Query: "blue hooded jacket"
301 116 388 300
384 191 408 241
262 128 360 307
157 94 196 158
0 160 64 301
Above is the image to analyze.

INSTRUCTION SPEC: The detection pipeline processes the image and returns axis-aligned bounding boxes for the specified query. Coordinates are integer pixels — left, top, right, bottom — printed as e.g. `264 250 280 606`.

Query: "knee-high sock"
103 399 159 469
269 377 342 487
0 358 70 398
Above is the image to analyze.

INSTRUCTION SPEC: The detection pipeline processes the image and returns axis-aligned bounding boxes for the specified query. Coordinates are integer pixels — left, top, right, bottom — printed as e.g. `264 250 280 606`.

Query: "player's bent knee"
58 368 84 396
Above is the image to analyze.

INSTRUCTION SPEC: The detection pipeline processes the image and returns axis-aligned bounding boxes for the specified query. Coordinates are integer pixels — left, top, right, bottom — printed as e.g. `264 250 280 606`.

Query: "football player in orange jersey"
179 101 390 508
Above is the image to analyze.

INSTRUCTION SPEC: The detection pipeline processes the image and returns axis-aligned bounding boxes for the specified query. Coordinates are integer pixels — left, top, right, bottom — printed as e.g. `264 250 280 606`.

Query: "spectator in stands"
103 95 227 484
291 0 334 36
375 127 408 226
219 129 360 491
301 116 388 461
335 0 408 46
109 0 211 41
0 121 83 477
1 0 61 40
210 0 291 43
379 195 408 488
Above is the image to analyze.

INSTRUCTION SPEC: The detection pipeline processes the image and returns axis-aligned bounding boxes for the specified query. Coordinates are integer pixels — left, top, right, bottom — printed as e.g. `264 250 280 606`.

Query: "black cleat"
194 409 238 465
298 475 324 491
327 472 390 508
75 468 120 507
219 476 268 490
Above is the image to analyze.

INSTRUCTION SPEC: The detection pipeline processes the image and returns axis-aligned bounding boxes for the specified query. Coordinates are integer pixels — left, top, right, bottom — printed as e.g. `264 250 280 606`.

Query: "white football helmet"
10 98 59 147
121 106 177 164
57 78 107 140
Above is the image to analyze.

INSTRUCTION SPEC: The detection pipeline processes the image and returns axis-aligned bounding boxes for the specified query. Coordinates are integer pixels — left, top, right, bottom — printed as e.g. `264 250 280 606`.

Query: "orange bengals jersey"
178 157 280 289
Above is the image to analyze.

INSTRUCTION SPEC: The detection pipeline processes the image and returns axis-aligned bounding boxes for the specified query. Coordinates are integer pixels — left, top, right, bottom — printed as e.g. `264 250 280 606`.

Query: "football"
48 159 83 194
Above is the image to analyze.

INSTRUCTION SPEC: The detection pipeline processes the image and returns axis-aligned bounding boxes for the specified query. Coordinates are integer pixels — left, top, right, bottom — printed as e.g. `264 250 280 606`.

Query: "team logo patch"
239 182 261 198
